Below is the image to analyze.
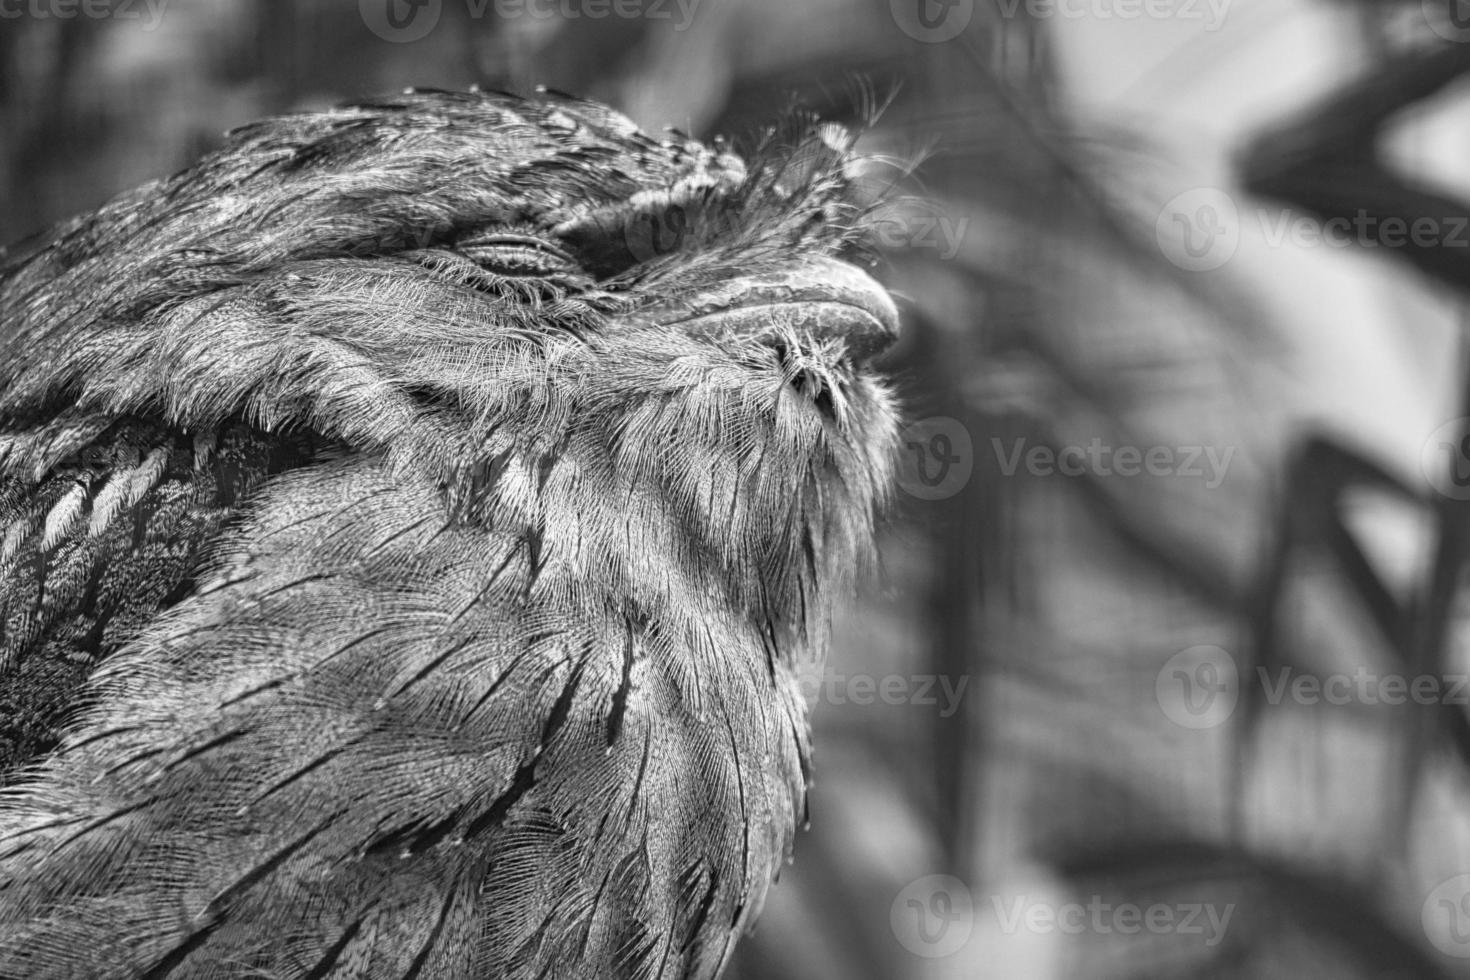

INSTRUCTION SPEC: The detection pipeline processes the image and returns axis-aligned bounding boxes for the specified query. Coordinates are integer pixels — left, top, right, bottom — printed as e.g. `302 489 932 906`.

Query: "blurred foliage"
8 1 1470 977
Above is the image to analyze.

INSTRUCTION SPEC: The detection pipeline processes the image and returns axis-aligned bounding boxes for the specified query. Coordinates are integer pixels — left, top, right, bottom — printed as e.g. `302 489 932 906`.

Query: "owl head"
0 89 902 645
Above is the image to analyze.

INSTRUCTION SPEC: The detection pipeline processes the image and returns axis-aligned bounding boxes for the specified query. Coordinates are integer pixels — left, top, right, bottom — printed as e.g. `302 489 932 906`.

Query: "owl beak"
654 256 900 364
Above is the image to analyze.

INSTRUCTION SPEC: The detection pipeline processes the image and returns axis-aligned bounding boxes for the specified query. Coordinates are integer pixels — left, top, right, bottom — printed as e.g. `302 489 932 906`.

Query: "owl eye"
456 233 580 277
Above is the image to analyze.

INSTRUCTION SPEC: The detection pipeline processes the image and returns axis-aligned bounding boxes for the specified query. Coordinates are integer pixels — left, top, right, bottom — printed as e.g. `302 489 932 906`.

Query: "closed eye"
456 233 581 277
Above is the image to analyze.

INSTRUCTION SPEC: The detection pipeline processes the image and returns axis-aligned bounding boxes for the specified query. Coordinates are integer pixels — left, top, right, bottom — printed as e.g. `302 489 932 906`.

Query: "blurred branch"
1243 43 1470 291
1056 839 1462 980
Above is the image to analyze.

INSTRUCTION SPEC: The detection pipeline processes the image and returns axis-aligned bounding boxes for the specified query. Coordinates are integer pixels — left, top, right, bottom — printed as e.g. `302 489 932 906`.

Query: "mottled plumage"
0 89 899 978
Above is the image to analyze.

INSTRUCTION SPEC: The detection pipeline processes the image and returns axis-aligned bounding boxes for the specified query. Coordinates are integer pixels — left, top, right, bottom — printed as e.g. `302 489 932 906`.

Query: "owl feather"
0 89 900 979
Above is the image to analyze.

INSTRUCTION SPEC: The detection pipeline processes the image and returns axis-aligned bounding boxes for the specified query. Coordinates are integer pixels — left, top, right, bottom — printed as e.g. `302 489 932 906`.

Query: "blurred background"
8 0 1470 976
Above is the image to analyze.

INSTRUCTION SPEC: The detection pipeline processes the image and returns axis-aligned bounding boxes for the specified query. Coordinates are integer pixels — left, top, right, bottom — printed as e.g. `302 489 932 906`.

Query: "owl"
0 89 900 979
